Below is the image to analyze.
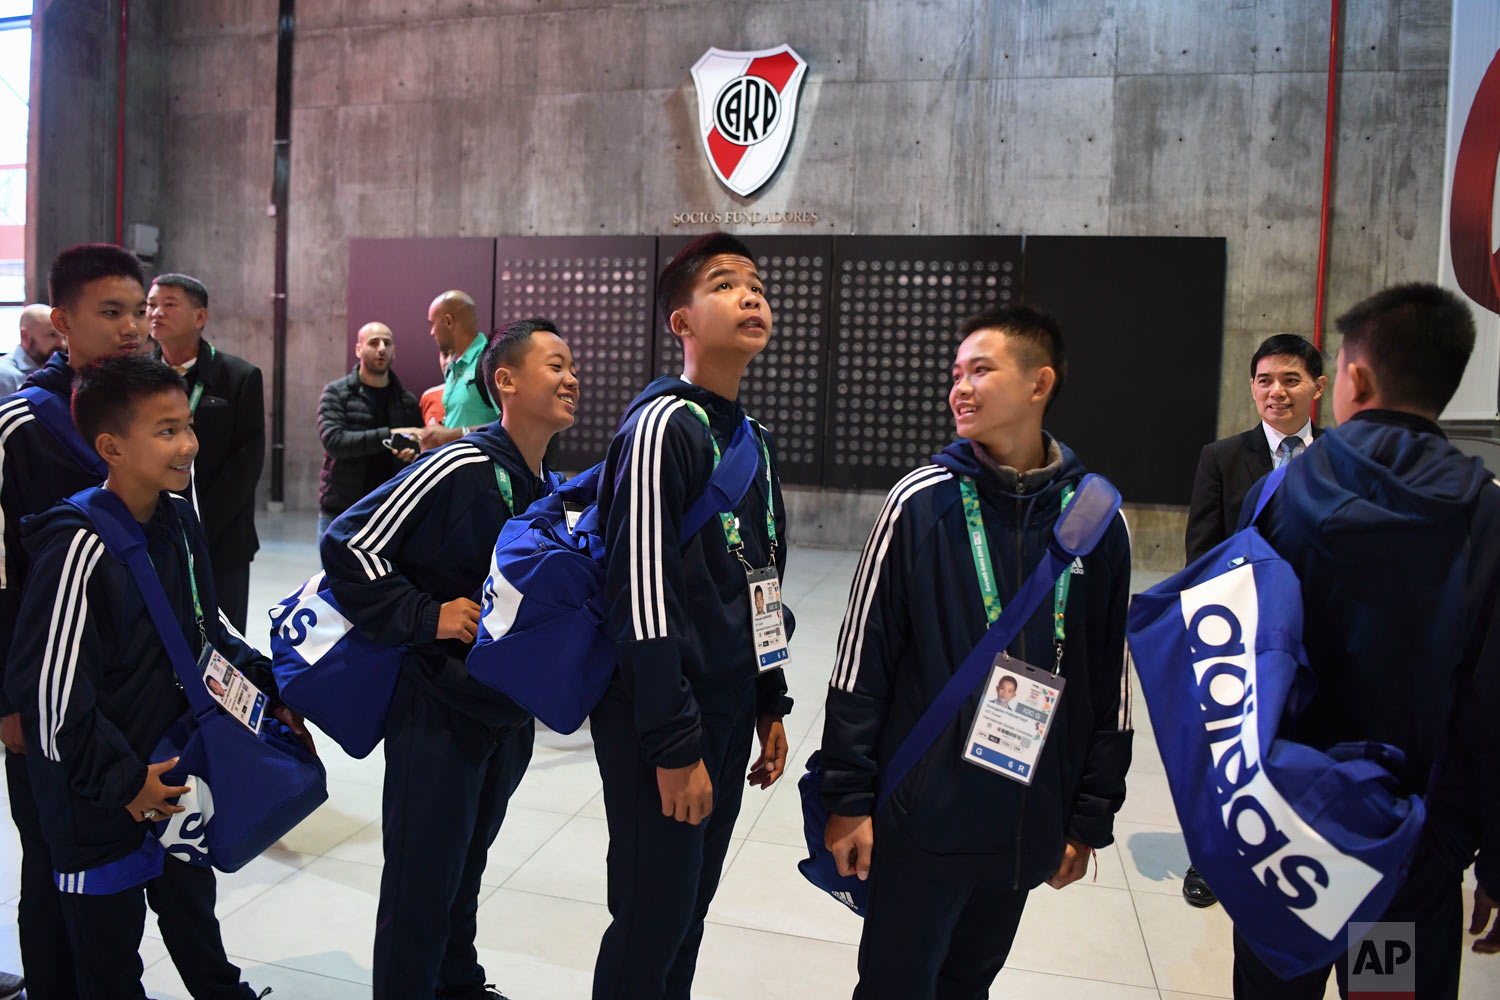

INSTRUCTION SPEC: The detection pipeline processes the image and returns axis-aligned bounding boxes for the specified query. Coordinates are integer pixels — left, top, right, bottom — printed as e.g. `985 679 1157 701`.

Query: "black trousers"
6 751 77 1000
211 559 250 635
374 671 535 1000
57 854 253 1000
590 682 756 1000
852 840 1029 1000
1231 846 1465 999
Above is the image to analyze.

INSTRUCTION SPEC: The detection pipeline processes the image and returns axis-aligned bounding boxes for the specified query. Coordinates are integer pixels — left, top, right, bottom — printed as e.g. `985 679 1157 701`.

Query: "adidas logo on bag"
1070 557 1085 575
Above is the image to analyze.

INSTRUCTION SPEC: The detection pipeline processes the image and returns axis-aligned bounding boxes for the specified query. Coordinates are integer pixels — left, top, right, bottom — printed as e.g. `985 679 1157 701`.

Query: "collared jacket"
1242 410 1500 894
819 436 1133 889
4 493 279 873
0 353 107 717
320 424 552 732
152 338 265 569
597 376 794 769
317 366 422 516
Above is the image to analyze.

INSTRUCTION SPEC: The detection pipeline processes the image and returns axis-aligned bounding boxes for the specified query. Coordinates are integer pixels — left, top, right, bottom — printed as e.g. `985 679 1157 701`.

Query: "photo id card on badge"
963 654 1065 785
197 645 268 735
746 566 789 673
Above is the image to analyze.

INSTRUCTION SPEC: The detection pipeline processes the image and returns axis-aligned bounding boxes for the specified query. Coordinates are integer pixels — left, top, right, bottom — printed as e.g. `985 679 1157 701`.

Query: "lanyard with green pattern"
959 476 1075 671
682 401 776 567
493 464 514 515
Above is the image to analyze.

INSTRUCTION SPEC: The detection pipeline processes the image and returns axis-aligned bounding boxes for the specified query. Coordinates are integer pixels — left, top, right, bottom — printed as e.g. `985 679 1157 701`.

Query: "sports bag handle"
63 488 217 719
1248 463 1289 525
876 473 1122 807
1291 754 1404 823
16 386 108 478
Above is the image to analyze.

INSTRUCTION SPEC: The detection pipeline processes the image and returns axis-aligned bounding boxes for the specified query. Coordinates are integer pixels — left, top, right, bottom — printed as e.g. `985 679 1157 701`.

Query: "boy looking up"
6 355 294 999
0 243 151 999
590 232 793 1000
320 317 578 1000
819 306 1132 1000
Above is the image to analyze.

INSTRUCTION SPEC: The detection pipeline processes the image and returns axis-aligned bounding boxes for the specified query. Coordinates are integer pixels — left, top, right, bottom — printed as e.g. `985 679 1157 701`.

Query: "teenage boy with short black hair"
321 316 579 1000
818 305 1133 999
0 242 153 1000
590 232 794 1000
1230 283 1500 998
6 354 296 999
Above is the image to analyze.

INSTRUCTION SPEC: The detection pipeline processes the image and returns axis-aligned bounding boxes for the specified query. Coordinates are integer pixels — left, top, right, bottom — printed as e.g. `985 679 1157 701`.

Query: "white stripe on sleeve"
39 530 105 761
831 466 950 693
627 397 686 641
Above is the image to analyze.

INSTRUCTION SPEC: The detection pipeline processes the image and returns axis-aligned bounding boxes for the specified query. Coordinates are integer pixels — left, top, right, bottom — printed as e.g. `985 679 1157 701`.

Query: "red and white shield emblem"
691 44 808 198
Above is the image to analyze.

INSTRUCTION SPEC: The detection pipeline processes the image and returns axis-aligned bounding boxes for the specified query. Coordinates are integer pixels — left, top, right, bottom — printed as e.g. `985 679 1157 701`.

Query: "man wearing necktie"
1180 333 1325 907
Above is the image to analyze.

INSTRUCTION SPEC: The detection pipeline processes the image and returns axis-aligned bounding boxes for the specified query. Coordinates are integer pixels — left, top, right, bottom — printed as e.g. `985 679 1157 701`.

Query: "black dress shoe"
1183 865 1218 908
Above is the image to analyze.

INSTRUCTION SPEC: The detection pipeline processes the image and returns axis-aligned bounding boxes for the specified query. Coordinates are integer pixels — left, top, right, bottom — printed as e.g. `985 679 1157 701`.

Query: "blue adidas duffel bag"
1126 465 1424 979
269 572 404 759
468 414 762 734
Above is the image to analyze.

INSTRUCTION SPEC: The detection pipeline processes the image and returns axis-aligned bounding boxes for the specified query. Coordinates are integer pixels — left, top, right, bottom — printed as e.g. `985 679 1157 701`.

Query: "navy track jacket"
597 377 794 769
1242 409 1500 895
0 354 107 717
5 493 278 873
320 424 553 732
819 437 1132 889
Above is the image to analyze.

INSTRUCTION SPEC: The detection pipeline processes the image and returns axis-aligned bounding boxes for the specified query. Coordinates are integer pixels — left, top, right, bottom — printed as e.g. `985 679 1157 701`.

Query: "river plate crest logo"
691 45 808 197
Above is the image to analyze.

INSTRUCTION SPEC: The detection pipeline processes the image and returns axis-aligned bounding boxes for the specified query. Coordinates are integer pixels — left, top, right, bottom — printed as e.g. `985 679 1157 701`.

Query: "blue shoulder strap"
681 416 760 539
1248 463 1289 526
15 386 108 478
62 488 217 719
875 540 1076 807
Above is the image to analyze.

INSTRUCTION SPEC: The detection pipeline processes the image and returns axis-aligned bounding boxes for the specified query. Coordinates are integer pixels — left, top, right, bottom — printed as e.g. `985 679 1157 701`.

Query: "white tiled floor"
2 512 1495 998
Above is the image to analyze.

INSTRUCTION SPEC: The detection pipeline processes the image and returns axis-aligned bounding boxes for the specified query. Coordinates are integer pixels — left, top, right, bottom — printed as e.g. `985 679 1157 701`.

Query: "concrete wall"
31 0 166 299
50 0 1454 566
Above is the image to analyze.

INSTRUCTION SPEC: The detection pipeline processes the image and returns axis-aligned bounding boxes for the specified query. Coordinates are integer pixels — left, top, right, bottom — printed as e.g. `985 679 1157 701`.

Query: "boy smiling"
818 305 1132 1000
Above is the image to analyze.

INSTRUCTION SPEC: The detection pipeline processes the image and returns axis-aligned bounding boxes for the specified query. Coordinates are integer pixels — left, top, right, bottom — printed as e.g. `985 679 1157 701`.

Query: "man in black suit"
1180 333 1325 908
147 273 265 632
1185 334 1326 563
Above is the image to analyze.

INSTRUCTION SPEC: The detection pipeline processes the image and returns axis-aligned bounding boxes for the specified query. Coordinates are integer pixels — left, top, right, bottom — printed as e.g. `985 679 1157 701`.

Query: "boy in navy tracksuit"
1231 284 1500 997
321 317 579 1000
5 355 301 998
0 244 158 1000
819 306 1132 1000
591 232 794 1000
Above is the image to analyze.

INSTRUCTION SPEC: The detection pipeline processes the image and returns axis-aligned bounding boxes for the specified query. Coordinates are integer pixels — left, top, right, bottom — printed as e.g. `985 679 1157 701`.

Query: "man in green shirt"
415 289 500 450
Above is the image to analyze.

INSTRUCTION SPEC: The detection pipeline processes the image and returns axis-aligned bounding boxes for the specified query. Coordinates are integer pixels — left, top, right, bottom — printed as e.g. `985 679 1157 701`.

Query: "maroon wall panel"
346 238 497 398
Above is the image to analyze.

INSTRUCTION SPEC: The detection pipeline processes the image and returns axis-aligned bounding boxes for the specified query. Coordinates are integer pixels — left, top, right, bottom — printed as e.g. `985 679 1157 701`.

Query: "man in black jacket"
147 274 264 632
819 305 1132 1000
1232 284 1499 998
317 321 423 535
1181 333 1324 907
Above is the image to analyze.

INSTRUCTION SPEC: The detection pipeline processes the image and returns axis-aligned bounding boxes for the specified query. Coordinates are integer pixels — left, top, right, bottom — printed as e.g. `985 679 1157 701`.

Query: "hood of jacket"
932 432 1086 504
625 375 746 439
1276 410 1489 564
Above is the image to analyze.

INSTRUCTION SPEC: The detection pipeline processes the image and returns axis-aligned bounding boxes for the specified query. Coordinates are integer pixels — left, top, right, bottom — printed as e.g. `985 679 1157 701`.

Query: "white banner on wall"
1438 0 1500 421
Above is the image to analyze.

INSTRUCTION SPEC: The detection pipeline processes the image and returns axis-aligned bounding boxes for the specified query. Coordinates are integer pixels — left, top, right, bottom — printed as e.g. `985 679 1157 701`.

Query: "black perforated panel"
493 237 658 472
824 236 1024 491
654 236 834 486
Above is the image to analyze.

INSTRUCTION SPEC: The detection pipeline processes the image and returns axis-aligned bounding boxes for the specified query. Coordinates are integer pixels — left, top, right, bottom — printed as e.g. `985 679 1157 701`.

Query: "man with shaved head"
415 289 499 451
0 304 63 396
317 320 423 535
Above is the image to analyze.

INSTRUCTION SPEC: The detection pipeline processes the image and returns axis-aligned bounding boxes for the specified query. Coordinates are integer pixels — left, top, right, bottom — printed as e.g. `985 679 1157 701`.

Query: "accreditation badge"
963 653 1065 785
197 645 268 735
746 566 790 673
